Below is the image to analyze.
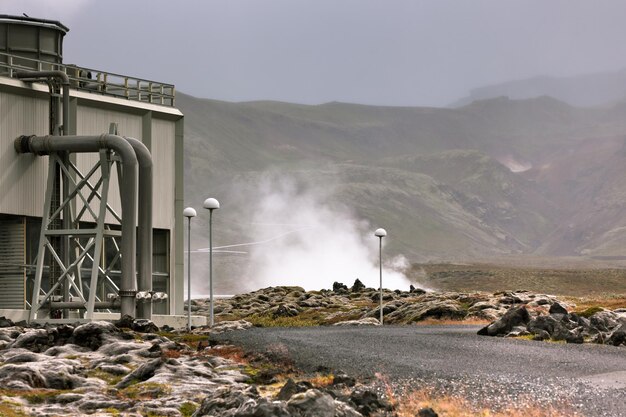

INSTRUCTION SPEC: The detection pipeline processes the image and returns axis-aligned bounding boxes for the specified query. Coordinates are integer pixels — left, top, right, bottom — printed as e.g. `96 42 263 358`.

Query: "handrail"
0 51 175 107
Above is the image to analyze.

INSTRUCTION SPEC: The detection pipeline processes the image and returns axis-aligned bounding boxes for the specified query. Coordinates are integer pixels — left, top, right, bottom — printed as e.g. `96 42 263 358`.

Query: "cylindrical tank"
0 15 68 72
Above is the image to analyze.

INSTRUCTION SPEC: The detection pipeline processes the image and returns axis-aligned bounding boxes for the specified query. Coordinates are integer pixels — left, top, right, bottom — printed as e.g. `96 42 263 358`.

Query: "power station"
0 15 198 326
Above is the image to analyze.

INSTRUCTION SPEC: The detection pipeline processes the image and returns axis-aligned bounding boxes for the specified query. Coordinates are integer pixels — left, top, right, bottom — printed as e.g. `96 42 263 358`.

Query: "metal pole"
379 237 383 325
209 209 214 327
187 216 192 331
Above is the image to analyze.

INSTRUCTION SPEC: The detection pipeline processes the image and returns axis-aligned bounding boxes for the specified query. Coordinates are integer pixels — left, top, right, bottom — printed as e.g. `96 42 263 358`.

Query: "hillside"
177 93 626 293
450 68 626 108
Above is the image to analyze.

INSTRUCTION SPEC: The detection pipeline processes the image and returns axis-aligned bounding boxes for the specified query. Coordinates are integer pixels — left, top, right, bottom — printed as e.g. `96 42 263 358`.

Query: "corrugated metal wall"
75 106 142 225
0 90 49 217
151 118 175 229
0 217 25 309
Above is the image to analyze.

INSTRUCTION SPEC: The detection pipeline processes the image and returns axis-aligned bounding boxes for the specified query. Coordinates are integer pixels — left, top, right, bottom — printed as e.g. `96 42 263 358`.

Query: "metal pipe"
15 71 70 135
16 70 72 317
49 301 120 309
15 133 138 317
124 137 153 320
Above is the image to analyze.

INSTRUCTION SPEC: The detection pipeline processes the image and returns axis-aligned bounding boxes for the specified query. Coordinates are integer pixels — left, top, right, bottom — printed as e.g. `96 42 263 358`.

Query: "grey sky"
6 0 626 106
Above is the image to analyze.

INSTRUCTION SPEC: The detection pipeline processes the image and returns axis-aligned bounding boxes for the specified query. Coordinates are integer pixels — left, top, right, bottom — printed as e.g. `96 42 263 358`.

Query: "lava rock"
333 282 349 293
478 305 530 336
72 321 119 351
351 279 366 293
417 407 439 417
0 316 15 328
349 387 392 416
549 302 569 315
116 357 164 388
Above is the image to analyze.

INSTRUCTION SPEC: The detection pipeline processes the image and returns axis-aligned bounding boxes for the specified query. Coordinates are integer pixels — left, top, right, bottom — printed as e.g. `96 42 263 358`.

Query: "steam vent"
0 15 198 327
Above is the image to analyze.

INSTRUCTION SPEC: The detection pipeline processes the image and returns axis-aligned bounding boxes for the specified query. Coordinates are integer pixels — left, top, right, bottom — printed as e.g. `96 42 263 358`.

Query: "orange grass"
207 345 248 364
395 389 580 417
308 373 335 388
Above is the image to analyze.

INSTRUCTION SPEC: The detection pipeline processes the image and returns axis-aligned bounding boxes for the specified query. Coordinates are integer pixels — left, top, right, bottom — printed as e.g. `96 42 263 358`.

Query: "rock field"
191 279 570 326
1 280 623 416
0 316 402 416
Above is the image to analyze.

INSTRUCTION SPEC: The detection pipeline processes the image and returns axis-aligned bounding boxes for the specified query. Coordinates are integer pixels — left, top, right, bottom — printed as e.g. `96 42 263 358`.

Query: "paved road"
213 325 626 416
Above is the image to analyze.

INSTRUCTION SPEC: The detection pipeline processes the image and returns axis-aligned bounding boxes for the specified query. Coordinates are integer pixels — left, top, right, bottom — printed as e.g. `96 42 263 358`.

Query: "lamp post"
183 207 197 332
374 228 387 325
203 197 220 327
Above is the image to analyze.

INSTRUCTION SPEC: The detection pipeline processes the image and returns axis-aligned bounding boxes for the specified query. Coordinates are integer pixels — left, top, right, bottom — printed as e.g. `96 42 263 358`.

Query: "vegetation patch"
119 382 172 400
0 402 27 417
87 368 125 386
394 388 580 417
179 402 198 417
247 313 320 327
575 306 605 318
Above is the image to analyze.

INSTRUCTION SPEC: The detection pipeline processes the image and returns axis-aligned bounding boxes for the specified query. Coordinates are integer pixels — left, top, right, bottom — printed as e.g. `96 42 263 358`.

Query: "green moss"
87 369 125 386
121 382 171 400
247 313 319 327
103 408 121 416
575 306 604 318
179 402 198 417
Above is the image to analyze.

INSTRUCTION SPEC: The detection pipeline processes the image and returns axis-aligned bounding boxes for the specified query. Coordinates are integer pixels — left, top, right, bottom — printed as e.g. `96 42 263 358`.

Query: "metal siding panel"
0 217 25 309
75 106 142 225
0 90 49 217
151 119 175 229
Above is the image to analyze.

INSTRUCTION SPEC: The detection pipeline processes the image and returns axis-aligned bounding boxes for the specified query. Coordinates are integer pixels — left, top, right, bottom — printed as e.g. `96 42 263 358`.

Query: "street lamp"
374 228 387 325
183 207 197 332
203 197 220 327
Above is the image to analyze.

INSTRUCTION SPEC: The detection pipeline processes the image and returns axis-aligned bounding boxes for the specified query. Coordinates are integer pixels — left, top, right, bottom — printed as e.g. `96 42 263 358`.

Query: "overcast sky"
6 0 626 107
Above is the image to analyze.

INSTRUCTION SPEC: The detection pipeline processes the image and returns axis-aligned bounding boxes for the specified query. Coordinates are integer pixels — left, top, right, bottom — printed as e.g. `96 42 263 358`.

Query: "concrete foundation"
0 309 208 328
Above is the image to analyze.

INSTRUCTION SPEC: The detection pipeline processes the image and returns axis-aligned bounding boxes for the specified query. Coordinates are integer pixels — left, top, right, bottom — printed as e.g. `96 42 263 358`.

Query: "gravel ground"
213 325 626 416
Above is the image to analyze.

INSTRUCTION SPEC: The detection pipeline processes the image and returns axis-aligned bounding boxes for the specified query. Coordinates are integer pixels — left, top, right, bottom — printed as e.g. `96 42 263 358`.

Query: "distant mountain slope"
177 92 626 293
450 69 626 108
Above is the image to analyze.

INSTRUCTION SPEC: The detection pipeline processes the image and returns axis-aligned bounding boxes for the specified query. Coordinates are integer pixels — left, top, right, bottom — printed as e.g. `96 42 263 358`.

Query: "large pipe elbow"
124 137 153 319
15 133 139 318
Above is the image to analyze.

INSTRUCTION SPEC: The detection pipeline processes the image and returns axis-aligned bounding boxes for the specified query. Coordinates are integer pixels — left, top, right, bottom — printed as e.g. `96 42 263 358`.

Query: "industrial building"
0 15 195 325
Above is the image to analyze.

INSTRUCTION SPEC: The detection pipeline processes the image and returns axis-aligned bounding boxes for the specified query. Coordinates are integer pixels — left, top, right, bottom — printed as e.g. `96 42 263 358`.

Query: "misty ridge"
180 70 626 295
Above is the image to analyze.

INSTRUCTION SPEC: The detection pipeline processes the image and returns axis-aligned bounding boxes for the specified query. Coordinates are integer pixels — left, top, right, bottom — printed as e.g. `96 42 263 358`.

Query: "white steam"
242 177 410 291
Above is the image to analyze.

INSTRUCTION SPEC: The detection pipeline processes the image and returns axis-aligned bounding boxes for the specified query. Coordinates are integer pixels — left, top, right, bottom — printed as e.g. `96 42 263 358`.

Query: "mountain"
177 93 626 292
450 69 626 108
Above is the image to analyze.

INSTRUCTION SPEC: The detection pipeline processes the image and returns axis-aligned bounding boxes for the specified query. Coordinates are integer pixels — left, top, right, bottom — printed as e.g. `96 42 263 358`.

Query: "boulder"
333 282 349 293
608 324 626 346
273 304 300 318
276 378 312 401
72 321 119 351
549 302 569 315
418 408 439 417
477 305 530 336
351 279 366 292
288 389 336 417
116 357 164 388
349 388 392 416
0 316 15 328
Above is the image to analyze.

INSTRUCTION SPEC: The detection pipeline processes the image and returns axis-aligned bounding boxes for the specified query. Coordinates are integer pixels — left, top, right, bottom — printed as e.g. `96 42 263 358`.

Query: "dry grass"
565 294 626 311
207 345 248 364
0 402 27 417
308 373 334 388
413 262 626 297
395 389 580 417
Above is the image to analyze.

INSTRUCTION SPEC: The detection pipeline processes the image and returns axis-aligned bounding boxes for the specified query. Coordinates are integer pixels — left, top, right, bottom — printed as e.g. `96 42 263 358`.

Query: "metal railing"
0 52 175 107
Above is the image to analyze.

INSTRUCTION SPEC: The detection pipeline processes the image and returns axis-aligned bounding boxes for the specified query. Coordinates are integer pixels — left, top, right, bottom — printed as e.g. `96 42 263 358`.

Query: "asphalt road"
213 325 626 416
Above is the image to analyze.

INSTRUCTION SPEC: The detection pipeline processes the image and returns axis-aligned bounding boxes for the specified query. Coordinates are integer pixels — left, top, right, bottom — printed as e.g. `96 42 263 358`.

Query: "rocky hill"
450 68 626 108
178 92 626 293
